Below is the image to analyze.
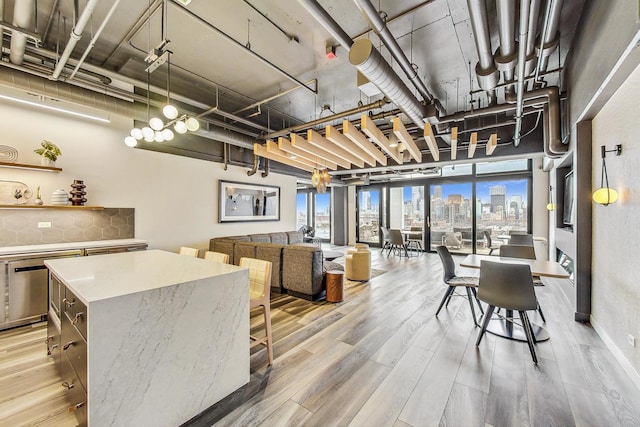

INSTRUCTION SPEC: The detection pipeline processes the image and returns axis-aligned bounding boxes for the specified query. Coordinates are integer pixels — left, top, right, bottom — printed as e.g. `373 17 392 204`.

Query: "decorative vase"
51 189 69 205
34 198 43 205
69 180 87 206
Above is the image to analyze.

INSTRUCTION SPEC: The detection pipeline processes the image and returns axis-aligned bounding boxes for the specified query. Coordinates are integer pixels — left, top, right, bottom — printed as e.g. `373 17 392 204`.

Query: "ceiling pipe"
297 0 353 50
264 98 389 139
353 0 444 116
524 0 542 78
171 1 316 94
513 0 531 147
261 158 269 178
297 0 427 129
9 0 34 65
67 0 123 81
42 0 62 44
494 0 517 97
247 155 259 176
349 38 426 129
537 0 564 73
438 86 565 157
467 0 499 104
51 0 100 80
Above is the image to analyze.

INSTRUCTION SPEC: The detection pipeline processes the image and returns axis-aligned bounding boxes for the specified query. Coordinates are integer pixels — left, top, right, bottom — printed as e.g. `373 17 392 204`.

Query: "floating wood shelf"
0 161 62 172
0 205 104 210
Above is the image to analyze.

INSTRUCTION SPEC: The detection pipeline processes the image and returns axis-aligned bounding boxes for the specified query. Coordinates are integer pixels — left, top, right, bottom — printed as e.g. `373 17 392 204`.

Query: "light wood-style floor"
2 247 639 427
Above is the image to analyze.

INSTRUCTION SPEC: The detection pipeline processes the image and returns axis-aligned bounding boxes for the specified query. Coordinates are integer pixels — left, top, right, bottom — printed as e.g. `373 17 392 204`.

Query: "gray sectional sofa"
209 231 333 301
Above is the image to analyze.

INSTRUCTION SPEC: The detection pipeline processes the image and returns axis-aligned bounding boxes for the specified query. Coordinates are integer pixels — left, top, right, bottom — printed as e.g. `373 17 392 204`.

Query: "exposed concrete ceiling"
0 0 586 178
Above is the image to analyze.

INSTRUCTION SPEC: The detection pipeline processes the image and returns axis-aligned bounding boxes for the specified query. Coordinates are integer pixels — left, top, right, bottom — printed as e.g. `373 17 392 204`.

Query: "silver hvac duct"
495 0 517 96
298 0 427 129
353 0 444 116
525 0 542 76
349 39 426 129
438 87 566 157
538 0 564 73
10 0 33 65
513 0 531 147
467 0 499 102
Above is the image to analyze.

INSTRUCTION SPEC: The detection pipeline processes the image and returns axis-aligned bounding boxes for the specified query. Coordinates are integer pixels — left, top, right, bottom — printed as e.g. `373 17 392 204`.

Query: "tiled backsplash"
0 208 134 247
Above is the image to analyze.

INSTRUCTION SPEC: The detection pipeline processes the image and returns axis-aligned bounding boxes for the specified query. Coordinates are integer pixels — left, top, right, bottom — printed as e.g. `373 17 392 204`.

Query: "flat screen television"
563 170 575 225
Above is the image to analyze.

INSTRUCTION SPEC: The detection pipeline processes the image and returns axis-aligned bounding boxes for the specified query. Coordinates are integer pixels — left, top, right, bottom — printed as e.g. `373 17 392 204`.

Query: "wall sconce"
592 144 622 206
546 185 555 211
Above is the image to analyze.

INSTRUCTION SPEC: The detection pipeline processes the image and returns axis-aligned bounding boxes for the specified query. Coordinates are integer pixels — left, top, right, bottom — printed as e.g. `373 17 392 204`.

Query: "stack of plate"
51 189 69 206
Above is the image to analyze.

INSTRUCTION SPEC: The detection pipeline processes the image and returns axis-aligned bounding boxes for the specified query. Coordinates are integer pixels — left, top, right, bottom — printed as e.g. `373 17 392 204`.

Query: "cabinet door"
0 263 6 324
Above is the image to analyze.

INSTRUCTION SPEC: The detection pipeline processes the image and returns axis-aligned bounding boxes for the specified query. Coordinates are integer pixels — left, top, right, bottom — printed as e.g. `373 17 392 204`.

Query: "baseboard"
590 315 640 392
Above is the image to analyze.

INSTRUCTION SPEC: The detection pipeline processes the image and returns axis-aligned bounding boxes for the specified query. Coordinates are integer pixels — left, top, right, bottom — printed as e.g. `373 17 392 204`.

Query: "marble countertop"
0 238 148 256
45 249 245 304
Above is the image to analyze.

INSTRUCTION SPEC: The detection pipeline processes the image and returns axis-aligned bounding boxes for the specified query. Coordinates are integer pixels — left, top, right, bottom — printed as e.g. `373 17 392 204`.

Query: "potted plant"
34 140 61 166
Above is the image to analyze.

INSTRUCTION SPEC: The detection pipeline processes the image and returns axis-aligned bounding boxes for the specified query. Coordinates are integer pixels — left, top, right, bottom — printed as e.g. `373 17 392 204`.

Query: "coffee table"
322 250 343 261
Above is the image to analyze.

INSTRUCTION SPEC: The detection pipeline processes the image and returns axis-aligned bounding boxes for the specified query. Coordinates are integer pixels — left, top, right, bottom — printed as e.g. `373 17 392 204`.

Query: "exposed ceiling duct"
538 0 564 73
297 0 428 130
495 0 517 96
9 0 33 65
467 0 499 103
352 0 444 116
513 0 532 146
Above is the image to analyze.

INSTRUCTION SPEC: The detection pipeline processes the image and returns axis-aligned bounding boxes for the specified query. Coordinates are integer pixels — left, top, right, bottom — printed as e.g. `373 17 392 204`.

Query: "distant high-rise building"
433 185 442 200
490 185 506 215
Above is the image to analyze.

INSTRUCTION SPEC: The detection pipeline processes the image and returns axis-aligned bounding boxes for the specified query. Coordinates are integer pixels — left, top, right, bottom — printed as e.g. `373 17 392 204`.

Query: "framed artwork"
218 180 280 222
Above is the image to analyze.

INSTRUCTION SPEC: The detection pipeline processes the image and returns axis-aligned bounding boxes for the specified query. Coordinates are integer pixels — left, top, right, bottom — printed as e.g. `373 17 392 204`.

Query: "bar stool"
179 246 199 257
240 257 273 365
204 251 230 264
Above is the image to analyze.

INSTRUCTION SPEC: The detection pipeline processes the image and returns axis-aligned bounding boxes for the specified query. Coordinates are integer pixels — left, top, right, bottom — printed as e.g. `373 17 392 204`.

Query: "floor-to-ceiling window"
357 189 381 245
314 192 331 240
296 193 308 230
430 182 473 252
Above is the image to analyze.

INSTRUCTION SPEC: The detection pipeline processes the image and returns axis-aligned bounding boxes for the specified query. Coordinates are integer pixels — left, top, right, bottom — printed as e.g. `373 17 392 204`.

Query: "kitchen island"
45 249 249 427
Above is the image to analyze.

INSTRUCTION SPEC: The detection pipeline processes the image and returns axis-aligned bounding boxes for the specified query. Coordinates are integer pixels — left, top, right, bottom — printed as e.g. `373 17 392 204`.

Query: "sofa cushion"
249 234 271 243
269 232 288 245
286 231 304 245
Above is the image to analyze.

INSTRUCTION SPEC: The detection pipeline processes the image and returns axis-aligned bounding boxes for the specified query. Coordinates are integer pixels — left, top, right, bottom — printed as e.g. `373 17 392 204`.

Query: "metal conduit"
172 1 316 94
52 0 100 80
538 0 564 74
353 0 443 115
297 0 353 49
264 98 389 139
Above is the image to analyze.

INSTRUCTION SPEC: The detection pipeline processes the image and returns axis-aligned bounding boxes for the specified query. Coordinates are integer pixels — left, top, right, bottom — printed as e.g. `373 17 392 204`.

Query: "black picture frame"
218 180 280 222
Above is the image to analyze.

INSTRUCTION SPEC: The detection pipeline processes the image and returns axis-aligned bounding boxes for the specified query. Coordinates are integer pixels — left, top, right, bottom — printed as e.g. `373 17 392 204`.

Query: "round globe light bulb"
162 128 174 141
163 104 178 120
185 117 200 132
141 126 154 139
149 117 164 131
593 187 618 205
144 135 154 142
130 128 143 140
174 120 188 134
153 131 165 142
546 203 555 211
124 136 137 147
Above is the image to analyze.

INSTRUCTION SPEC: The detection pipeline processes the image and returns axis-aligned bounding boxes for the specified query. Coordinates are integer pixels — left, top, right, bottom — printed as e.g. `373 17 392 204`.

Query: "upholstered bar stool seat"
345 244 371 281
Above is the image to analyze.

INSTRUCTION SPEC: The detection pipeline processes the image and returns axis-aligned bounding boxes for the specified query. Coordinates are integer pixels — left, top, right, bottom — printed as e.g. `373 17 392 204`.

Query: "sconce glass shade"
124 136 137 147
311 169 321 186
185 117 200 132
174 120 188 134
141 126 154 139
163 104 179 120
162 128 175 141
130 128 143 140
153 131 165 142
149 117 164 131
546 203 555 211
593 187 618 205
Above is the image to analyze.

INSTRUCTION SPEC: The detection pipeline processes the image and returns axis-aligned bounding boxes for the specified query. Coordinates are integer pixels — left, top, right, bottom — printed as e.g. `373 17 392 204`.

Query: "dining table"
459 254 570 342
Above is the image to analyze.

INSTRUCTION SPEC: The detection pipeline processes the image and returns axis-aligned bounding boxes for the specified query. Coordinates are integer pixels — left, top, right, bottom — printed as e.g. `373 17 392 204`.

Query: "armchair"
345 244 372 281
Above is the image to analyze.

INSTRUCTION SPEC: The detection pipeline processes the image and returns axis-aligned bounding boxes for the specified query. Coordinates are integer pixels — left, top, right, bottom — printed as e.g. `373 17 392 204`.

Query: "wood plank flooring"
1 247 639 426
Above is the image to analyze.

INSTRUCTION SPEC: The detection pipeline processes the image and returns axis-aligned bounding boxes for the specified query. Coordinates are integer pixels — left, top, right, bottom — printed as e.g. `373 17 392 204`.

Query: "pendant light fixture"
546 185 554 211
593 144 622 206
124 0 199 147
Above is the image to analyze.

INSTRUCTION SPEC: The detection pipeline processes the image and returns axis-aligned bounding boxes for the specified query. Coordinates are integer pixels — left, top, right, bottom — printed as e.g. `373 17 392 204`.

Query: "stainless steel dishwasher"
2 250 83 330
